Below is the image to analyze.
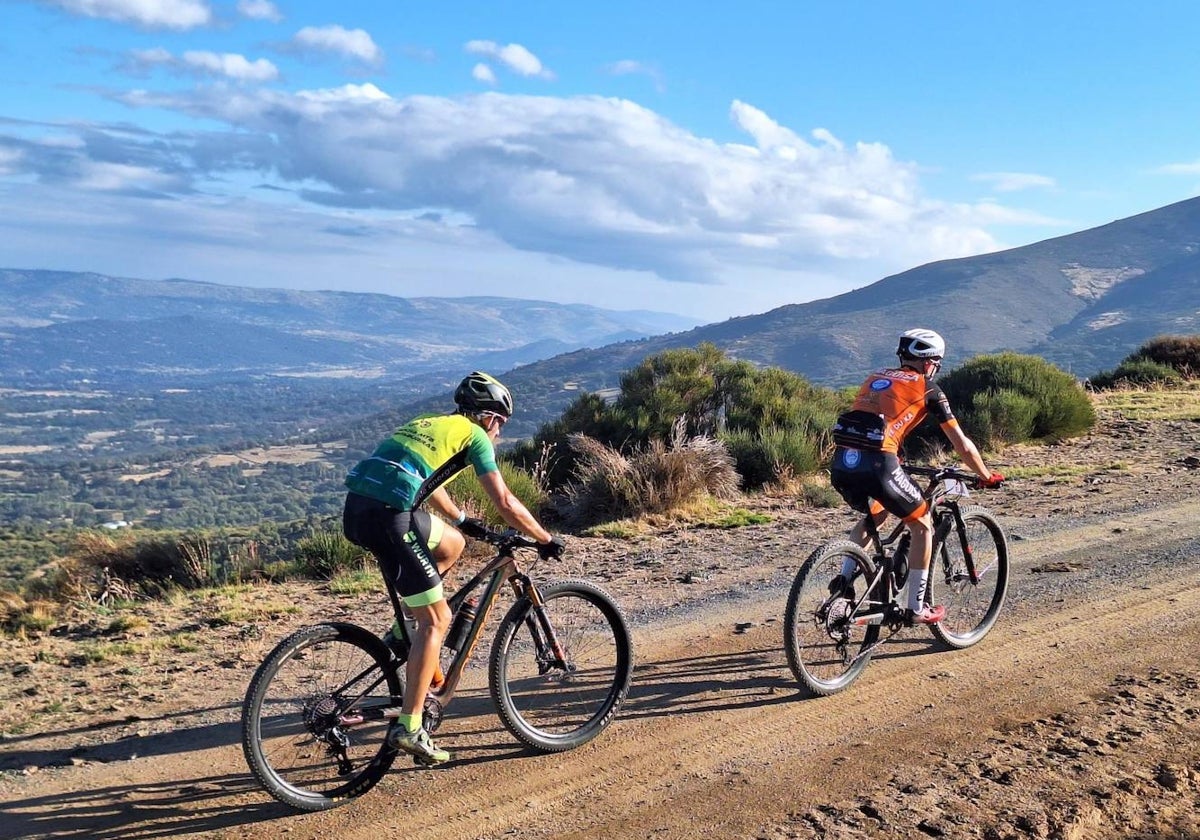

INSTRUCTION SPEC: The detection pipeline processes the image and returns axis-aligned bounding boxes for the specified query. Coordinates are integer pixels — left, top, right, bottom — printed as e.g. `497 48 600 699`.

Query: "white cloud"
970 171 1057 192
292 25 384 65
472 63 497 86
1152 160 1200 175
40 0 211 29
127 48 277 82
89 87 1024 284
465 40 554 80
181 51 278 82
237 0 281 22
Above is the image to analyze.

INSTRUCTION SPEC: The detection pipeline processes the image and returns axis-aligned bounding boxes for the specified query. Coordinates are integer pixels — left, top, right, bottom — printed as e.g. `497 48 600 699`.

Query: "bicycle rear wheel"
242 622 401 811
490 579 632 752
929 506 1009 649
784 540 879 696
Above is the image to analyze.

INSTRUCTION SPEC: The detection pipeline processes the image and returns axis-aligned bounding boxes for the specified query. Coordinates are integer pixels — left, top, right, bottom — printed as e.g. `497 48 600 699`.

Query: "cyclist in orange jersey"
828 329 1003 624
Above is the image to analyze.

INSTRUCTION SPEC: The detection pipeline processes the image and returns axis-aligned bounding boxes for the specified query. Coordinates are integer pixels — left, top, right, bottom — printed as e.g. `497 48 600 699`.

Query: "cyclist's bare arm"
940 420 993 480
477 470 554 543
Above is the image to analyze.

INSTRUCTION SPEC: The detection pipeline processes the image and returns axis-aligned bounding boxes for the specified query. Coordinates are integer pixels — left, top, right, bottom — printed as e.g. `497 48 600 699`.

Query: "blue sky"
2 0 1198 321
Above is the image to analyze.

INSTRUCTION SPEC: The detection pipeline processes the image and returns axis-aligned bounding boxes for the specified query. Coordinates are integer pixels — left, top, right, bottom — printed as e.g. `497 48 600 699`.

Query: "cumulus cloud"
38 0 211 29
465 41 554 80
970 171 1057 192
237 0 281 21
129 48 278 82
77 86 1028 284
292 25 383 65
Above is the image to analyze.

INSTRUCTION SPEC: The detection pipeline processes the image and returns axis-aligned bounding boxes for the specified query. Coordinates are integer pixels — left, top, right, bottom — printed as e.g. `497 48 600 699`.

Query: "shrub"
447 460 547 525
928 353 1096 450
555 423 740 526
721 425 830 489
1090 359 1183 390
1129 335 1200 378
294 530 369 579
514 344 843 492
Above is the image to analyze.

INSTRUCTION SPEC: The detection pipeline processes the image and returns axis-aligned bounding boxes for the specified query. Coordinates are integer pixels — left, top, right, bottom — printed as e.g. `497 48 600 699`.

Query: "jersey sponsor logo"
841 448 861 468
869 379 892 391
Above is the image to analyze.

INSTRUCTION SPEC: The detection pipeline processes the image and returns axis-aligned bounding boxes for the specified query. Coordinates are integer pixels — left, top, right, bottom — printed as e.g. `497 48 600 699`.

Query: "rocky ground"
1 404 1199 840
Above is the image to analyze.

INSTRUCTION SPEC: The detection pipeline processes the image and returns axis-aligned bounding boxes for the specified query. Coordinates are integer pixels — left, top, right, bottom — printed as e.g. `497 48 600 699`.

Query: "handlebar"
904 465 996 489
472 527 546 553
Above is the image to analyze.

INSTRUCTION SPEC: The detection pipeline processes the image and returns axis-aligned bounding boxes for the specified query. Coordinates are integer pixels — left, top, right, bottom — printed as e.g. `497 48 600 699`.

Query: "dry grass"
1092 381 1200 421
556 421 740 526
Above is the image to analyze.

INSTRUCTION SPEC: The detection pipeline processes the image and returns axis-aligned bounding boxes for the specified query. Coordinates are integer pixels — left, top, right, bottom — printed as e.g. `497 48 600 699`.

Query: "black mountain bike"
242 528 633 811
784 466 1009 696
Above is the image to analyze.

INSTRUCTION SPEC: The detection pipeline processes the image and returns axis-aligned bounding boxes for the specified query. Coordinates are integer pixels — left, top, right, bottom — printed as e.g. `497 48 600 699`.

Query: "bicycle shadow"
0 703 244 772
622 633 944 719
0 770 292 839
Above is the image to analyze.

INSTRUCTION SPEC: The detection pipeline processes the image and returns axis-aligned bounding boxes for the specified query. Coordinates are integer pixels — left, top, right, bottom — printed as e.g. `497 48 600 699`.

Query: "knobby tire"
489 579 633 752
242 622 400 811
929 506 1009 649
784 540 879 696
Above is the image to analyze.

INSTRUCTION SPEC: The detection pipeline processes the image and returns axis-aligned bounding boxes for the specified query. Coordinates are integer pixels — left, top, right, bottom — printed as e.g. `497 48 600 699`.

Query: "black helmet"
454 371 513 417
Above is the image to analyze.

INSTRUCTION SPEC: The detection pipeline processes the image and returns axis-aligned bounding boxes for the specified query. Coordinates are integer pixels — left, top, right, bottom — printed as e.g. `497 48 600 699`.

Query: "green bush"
446 460 547 526
513 343 843 493
930 353 1095 450
1090 359 1183 390
721 425 829 489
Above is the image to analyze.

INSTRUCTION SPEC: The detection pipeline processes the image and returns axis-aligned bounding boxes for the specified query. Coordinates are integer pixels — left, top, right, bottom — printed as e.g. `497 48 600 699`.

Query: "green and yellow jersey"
345 413 498 510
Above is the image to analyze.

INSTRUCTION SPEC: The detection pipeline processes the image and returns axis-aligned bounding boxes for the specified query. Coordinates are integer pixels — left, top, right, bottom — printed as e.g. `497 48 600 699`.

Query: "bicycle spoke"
243 624 400 811
491 580 632 751
930 508 1009 650
784 541 879 696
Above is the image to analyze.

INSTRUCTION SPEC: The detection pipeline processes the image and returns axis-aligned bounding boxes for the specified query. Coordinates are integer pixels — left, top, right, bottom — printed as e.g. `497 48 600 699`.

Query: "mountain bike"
784 466 1009 696
241 528 634 811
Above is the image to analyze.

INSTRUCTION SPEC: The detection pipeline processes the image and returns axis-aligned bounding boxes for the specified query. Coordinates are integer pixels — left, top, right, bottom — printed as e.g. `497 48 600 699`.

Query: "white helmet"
897 328 945 360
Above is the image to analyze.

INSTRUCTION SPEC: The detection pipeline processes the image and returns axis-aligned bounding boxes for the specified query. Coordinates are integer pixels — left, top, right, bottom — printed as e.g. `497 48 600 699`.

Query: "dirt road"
3 412 1200 840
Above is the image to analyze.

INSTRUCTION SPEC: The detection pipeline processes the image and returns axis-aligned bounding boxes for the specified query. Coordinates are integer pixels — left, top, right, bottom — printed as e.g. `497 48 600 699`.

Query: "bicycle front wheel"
490 579 633 752
242 622 401 811
930 506 1009 650
784 540 879 696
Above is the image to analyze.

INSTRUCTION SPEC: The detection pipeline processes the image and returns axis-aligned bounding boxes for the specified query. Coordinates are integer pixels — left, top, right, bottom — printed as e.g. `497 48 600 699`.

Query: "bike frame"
850 469 982 628
334 537 570 728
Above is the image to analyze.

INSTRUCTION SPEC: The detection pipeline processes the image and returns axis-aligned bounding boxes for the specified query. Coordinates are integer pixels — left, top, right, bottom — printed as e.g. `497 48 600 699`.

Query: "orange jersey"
834 368 956 453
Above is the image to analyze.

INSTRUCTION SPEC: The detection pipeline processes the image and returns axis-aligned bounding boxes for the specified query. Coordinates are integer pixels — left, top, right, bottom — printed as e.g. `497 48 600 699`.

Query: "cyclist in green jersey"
343 371 564 765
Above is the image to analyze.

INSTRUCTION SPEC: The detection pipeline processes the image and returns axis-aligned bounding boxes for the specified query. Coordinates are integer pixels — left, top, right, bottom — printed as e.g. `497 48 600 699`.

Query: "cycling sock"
839 557 857 579
397 712 422 733
908 569 930 612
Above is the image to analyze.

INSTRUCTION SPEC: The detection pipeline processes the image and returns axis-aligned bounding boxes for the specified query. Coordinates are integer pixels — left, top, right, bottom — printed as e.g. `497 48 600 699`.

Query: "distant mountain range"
4 195 1199 443
0 270 700 386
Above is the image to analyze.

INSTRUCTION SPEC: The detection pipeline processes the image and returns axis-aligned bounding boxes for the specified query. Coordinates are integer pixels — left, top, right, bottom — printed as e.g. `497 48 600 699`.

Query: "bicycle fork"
519 582 572 676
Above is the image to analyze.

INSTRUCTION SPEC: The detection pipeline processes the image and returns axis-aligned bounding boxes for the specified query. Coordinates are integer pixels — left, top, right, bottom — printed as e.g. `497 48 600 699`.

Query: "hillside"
477 196 1200 430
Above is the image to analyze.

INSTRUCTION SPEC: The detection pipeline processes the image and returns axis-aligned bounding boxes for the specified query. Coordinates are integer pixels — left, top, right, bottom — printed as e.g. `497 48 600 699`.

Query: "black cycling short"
829 447 928 522
342 491 444 606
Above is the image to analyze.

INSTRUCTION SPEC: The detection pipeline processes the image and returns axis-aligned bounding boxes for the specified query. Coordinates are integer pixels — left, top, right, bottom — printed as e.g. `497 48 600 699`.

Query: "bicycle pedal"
412 755 438 768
